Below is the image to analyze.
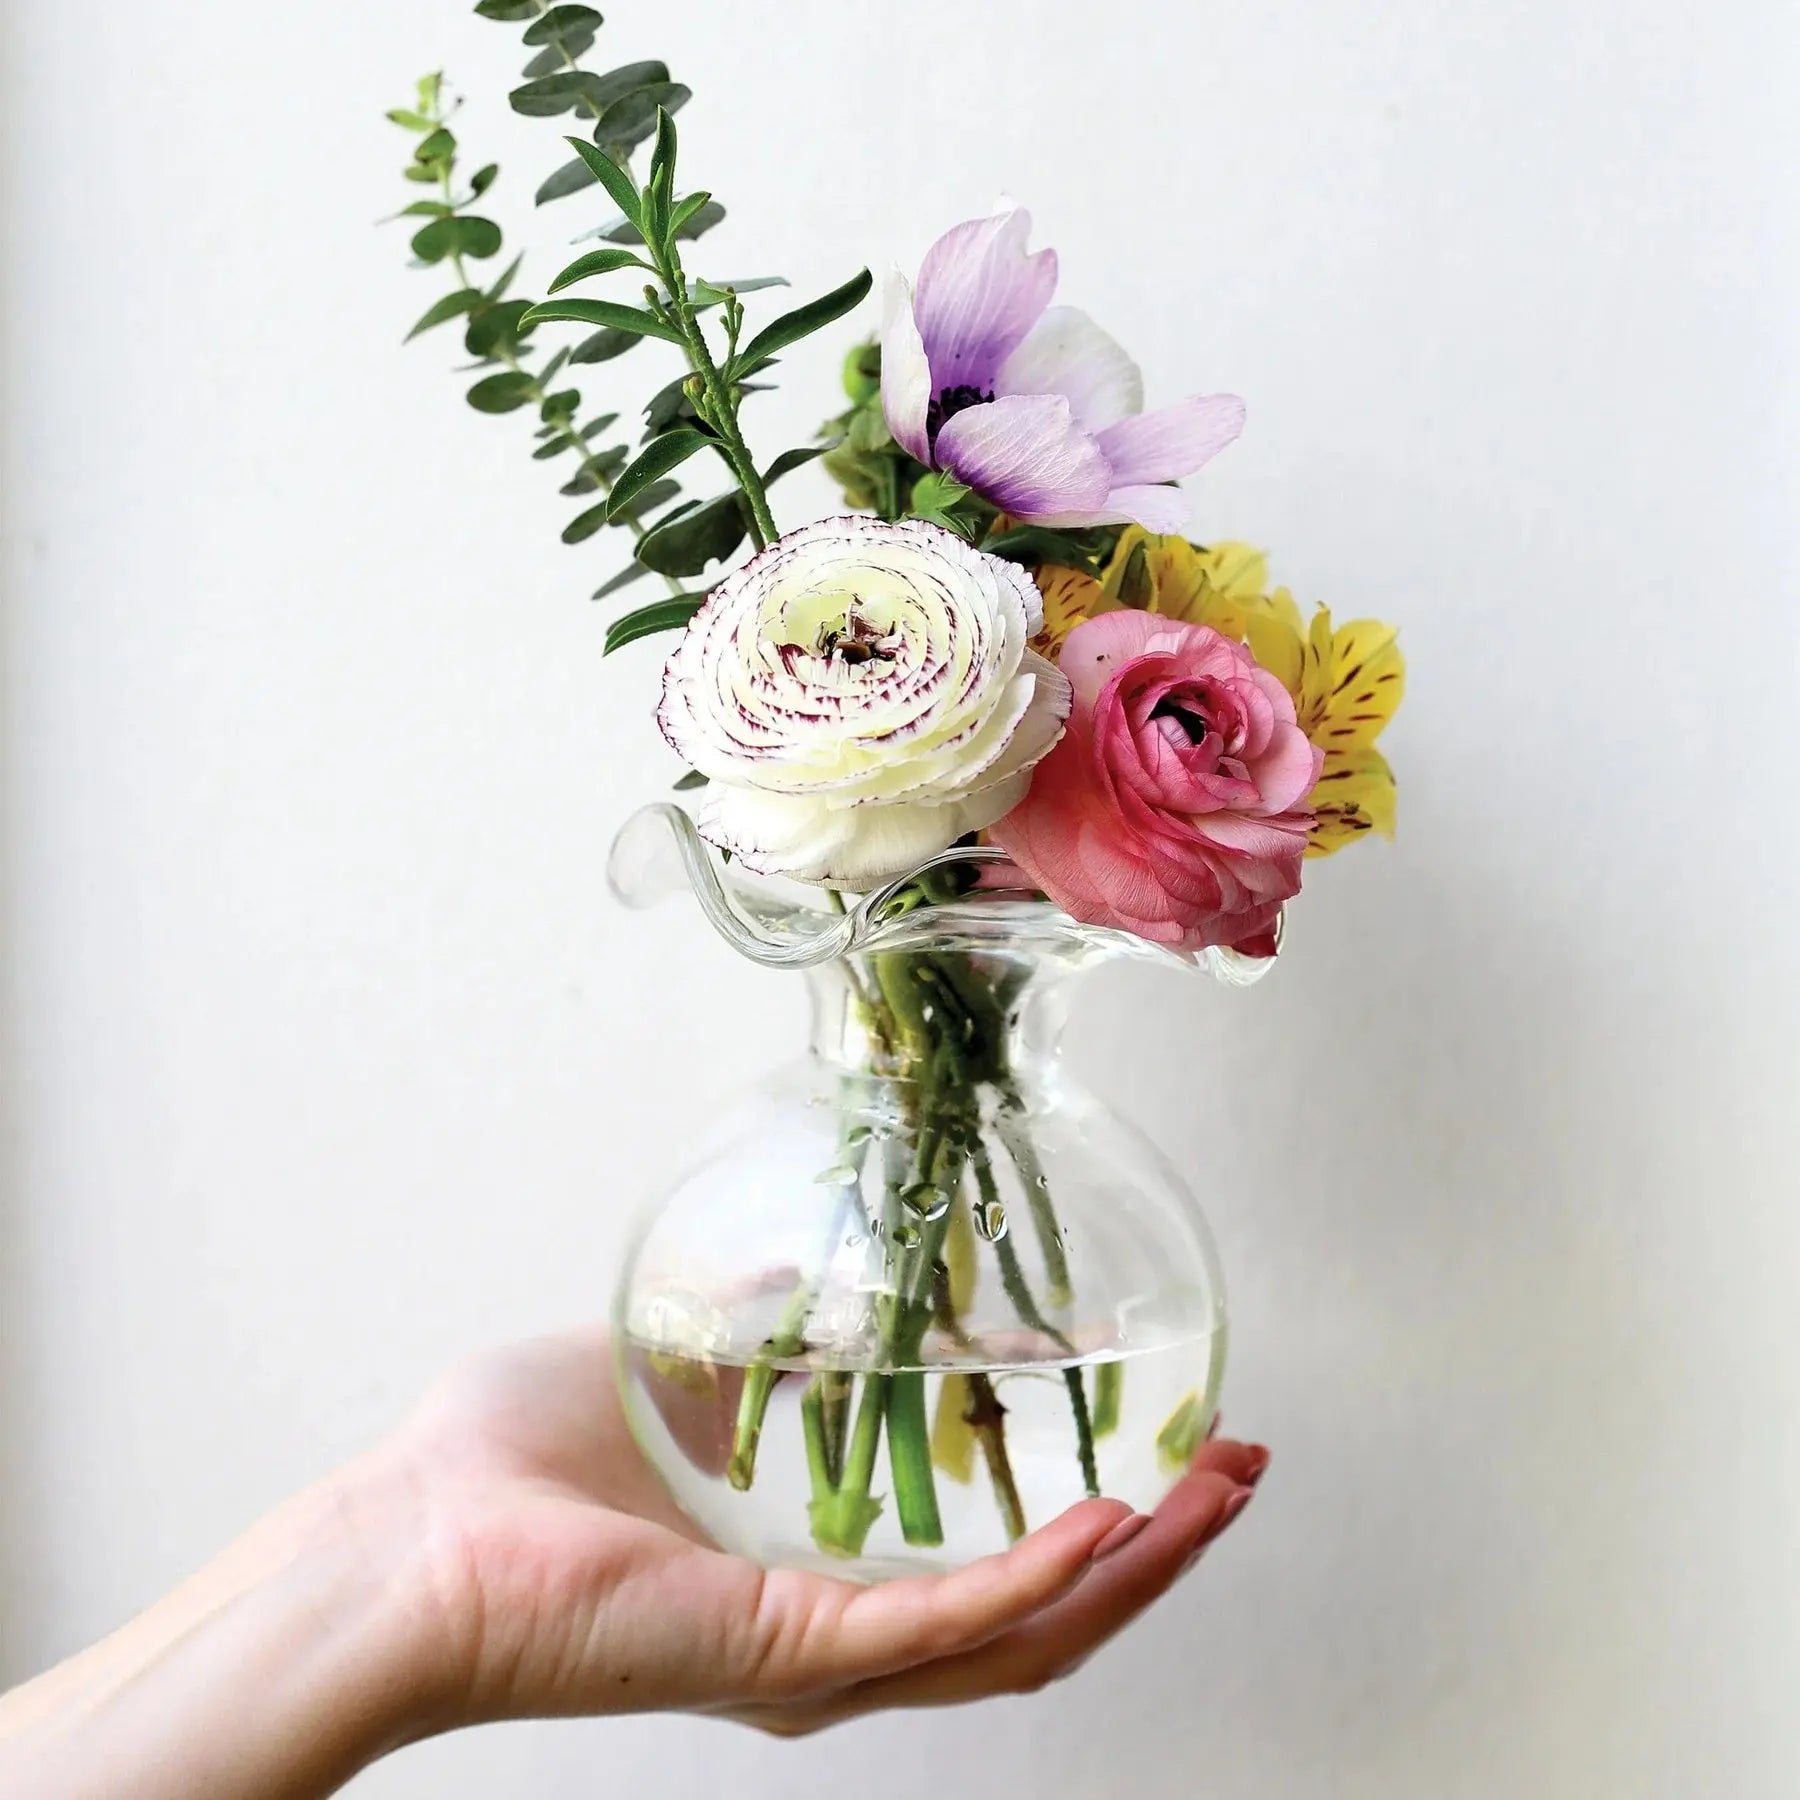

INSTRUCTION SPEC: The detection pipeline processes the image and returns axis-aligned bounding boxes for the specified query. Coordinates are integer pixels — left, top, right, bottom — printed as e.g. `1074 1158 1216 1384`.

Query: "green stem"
1092 1358 1124 1439
727 1285 811 1491
649 238 778 548
965 1372 1027 1543
996 1098 1074 1308
886 1370 944 1546
1063 1366 1101 1500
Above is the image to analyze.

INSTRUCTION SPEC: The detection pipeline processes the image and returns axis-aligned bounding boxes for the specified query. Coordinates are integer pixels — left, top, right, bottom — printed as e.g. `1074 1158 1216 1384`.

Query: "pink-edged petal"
933 393 1111 521
879 270 932 462
913 207 1058 394
995 306 1144 432
1095 392 1246 485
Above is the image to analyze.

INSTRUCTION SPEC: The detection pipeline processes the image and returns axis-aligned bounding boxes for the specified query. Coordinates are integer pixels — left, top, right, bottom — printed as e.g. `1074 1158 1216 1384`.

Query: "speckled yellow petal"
1242 586 1307 694
1314 620 1405 750
1306 745 1397 855
1031 565 1101 656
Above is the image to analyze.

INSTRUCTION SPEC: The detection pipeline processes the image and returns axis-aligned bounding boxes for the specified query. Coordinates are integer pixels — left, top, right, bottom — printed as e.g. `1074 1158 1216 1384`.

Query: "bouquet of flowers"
384 8 1404 1579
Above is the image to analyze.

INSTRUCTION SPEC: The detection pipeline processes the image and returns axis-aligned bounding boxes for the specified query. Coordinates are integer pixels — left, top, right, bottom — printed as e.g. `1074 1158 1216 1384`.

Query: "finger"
771 1446 1267 1724
731 1494 1134 1702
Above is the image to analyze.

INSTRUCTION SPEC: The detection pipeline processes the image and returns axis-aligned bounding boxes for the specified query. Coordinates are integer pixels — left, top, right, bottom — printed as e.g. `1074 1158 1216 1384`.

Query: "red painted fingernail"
1090 1512 1151 1562
1217 1486 1255 1530
1242 1446 1272 1488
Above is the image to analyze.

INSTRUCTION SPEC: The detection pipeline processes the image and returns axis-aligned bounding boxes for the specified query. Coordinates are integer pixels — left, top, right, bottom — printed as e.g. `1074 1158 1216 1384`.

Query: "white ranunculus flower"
657 515 1072 887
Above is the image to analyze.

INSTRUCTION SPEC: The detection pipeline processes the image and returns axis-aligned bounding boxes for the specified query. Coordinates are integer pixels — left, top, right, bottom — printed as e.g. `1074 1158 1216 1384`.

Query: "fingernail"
1090 1512 1150 1562
1242 1446 1272 1488
1217 1486 1255 1530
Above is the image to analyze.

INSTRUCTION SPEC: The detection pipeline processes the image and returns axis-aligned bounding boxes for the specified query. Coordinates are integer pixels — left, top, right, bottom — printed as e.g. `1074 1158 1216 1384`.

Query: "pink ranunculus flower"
989 612 1323 954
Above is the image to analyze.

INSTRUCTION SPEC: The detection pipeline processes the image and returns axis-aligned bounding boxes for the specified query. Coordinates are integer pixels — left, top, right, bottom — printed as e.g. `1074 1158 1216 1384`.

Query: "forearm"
0 1458 452 1800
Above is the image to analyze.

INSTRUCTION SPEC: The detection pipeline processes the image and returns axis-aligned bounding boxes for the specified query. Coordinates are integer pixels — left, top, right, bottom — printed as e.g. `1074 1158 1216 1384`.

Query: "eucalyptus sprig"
385 5 874 651
524 110 872 649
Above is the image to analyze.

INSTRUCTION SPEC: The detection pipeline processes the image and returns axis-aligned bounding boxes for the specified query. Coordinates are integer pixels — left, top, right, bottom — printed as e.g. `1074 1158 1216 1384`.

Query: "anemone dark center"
926 384 995 444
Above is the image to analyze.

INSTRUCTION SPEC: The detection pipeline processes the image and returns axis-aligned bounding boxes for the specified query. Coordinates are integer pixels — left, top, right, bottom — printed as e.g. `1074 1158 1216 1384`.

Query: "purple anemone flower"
881 205 1246 533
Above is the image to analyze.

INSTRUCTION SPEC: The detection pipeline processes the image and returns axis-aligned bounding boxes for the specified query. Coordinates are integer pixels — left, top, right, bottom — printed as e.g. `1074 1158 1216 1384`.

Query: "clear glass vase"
607 805 1273 1582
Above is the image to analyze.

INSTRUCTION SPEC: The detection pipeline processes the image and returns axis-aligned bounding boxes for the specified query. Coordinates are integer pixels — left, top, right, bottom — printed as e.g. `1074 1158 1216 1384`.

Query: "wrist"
0 1451 463 1800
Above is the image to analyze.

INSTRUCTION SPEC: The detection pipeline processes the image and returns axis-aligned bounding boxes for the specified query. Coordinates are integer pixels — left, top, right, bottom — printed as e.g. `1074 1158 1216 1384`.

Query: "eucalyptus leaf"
568 326 641 364
469 163 500 197
415 127 456 162
386 108 434 131
411 215 504 263
540 388 581 422
731 268 873 377
539 346 571 386
467 371 536 414
635 492 748 578
547 246 650 293
593 562 653 600
595 83 690 152
405 287 484 341
521 297 682 345
604 594 707 655
535 156 598 206
390 200 453 219
522 4 603 45
474 0 536 16
582 59 672 111
464 299 536 357
485 254 524 301
562 500 612 544
608 428 708 520
510 72 612 117
522 40 589 79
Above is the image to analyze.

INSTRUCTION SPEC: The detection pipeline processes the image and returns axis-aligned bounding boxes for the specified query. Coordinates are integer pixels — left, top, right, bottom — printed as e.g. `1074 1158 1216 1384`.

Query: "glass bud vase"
608 805 1272 1582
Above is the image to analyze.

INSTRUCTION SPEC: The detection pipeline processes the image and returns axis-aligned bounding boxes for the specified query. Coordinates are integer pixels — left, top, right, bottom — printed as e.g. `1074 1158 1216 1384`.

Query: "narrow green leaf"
417 72 442 111
474 0 536 16
469 162 499 197
405 287 484 341
608 429 708 520
562 500 612 544
635 492 748 578
583 413 619 437
673 769 708 790
568 326 640 364
390 199 453 219
411 216 504 263
539 346 571 386
403 166 440 185
485 253 525 303
612 477 682 519
593 562 653 600
604 594 707 655
669 191 712 237
547 246 650 293
731 268 873 377
524 4 602 43
521 297 682 345
763 442 836 486
560 137 641 228
642 373 701 434
386 108 434 131
688 275 789 308
467 371 536 414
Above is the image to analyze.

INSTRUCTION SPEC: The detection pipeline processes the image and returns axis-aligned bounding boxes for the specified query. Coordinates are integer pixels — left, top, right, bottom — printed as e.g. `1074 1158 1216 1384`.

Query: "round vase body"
614 917 1228 1582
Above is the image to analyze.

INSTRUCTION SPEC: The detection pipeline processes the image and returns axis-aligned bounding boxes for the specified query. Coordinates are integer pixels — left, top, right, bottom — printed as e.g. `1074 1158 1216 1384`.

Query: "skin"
0 1328 1268 1797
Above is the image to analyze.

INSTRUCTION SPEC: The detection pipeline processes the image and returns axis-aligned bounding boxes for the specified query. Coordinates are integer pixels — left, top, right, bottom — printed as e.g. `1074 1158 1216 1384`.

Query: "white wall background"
4 0 1798 1793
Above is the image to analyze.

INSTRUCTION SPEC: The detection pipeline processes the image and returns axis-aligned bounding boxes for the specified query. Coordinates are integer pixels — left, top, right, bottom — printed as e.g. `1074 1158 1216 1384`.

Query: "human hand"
388 1326 1268 1736
0 1327 1265 1799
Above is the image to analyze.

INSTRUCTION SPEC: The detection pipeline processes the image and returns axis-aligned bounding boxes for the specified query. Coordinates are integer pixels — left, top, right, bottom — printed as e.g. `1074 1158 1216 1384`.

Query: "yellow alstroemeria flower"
1038 529 1405 857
